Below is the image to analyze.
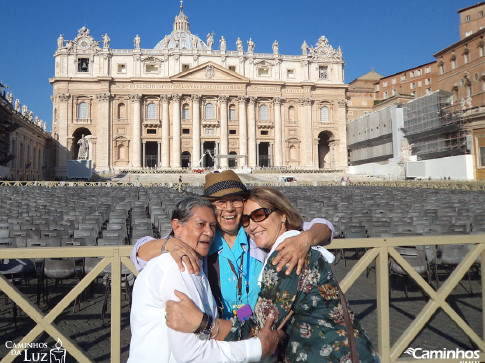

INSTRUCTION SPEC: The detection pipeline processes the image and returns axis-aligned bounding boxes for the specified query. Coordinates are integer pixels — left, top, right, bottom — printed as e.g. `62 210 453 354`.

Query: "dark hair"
170 196 216 235
247 187 303 231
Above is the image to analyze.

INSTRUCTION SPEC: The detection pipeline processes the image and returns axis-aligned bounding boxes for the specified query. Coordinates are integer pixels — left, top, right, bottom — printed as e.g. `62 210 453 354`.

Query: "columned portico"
130 94 142 168
172 94 181 168
51 9 347 175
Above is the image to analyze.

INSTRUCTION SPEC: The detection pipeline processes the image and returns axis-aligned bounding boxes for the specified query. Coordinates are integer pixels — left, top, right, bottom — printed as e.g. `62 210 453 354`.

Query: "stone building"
0 83 54 180
346 69 382 122
50 5 348 176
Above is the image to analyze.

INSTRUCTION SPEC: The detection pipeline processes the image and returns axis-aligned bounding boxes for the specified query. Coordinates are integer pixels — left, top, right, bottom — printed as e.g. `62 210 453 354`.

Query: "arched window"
205 103 214 119
147 103 157 119
78 102 88 119
118 103 126 120
288 106 295 121
229 105 236 120
259 105 268 120
182 104 190 120
320 106 329 122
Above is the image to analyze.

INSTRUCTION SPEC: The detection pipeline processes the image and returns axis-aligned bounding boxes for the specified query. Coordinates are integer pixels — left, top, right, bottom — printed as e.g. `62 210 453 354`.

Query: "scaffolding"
401 91 468 160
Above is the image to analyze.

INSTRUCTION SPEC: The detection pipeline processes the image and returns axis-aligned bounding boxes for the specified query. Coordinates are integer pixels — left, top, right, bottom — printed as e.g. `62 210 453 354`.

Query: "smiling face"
171 205 217 258
212 195 245 238
243 199 287 251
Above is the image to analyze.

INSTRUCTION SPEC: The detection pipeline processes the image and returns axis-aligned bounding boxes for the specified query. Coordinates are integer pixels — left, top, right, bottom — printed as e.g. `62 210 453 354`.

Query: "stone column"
172 94 181 168
237 95 248 168
96 93 111 170
56 93 70 176
191 94 201 169
218 95 229 168
157 141 161 168
130 94 142 168
142 141 146 168
247 97 257 168
161 95 170 168
273 97 283 167
299 98 313 168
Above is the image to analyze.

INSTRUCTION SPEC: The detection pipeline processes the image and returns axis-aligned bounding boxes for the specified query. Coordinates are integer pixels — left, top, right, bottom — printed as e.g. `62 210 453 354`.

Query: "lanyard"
226 235 251 299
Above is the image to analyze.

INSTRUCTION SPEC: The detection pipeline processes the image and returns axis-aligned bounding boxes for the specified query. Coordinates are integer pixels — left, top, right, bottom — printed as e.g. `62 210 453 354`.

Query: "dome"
154 5 207 51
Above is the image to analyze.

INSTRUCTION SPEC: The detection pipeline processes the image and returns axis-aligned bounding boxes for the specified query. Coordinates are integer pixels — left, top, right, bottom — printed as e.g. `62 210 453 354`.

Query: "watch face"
198 332 210 340
80 39 88 48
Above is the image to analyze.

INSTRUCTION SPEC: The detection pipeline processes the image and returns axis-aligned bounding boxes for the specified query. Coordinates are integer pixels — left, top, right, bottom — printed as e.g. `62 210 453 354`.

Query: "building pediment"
171 62 249 83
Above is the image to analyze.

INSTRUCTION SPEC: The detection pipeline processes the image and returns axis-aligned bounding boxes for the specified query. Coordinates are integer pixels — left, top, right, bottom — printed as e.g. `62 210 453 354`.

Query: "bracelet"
193 313 208 334
161 235 170 254
197 314 213 340
209 319 220 339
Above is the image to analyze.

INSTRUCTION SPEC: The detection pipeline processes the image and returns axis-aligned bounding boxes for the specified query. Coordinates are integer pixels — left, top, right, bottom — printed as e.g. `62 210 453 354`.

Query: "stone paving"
0 253 481 362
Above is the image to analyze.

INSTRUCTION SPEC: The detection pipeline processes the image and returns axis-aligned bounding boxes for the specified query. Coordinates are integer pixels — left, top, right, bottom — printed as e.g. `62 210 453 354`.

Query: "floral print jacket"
226 248 377 362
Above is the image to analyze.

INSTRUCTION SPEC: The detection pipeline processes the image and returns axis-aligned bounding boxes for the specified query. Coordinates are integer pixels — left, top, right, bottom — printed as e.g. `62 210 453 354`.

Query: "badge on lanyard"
236 304 252 321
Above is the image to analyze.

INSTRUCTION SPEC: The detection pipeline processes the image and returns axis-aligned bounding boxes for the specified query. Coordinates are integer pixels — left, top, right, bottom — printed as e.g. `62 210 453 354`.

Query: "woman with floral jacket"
166 187 378 362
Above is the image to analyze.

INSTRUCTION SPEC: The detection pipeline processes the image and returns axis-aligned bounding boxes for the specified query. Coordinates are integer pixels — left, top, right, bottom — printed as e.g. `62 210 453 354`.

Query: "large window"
480 147 485 167
288 106 295 121
259 105 268 121
229 105 236 121
146 103 157 119
205 103 214 119
320 106 329 122
118 103 126 120
78 102 88 119
182 104 190 120
318 66 328 79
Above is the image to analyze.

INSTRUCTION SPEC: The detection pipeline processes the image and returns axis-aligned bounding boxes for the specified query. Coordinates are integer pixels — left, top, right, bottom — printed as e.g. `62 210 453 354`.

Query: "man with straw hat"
131 170 334 320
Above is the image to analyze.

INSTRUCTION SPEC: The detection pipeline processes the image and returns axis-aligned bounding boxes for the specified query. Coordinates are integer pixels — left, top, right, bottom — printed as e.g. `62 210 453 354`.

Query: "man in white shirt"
128 196 282 363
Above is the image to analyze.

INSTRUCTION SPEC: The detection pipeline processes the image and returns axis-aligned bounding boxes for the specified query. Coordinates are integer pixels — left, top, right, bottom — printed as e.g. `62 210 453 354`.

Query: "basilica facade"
50 5 348 175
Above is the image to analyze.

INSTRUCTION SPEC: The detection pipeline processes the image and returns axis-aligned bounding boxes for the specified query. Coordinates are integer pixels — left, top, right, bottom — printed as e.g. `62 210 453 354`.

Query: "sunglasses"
241 208 276 227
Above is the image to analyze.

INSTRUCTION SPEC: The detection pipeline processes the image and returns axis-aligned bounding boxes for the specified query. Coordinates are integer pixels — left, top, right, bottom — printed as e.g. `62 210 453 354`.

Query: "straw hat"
202 170 248 200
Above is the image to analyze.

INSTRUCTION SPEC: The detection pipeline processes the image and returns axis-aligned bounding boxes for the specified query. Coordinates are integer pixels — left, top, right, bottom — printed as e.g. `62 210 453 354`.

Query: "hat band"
204 180 247 197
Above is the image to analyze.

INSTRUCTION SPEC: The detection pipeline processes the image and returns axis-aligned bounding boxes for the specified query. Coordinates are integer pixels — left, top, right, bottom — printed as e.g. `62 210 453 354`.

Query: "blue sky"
1 0 473 131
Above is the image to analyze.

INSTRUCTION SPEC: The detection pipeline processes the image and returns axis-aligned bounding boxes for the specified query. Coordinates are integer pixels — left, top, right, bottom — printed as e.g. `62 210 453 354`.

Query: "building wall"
375 62 437 100
434 28 485 109
458 2 485 39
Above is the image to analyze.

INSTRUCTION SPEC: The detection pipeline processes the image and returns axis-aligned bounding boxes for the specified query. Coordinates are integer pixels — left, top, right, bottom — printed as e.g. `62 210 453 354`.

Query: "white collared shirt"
128 254 262 363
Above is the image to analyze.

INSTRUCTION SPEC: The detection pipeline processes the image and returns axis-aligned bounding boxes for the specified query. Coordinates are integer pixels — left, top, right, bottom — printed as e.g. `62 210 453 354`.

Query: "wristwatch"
197 314 213 340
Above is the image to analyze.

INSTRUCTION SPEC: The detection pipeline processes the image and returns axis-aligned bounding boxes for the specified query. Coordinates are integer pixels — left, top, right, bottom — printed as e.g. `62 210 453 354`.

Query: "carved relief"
205 65 215 79
66 27 100 53
96 93 111 103
130 94 142 103
237 95 248 104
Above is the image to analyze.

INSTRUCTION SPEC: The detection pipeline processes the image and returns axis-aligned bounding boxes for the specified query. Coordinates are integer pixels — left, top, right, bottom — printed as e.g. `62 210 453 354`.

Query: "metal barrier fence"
1 180 485 190
0 235 484 362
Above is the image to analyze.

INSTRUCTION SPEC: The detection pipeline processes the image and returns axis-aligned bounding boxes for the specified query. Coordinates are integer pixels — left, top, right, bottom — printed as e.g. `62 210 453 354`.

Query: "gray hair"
170 196 216 235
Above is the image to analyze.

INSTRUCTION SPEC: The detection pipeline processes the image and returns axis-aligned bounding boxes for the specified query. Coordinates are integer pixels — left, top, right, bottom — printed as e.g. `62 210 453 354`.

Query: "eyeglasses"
241 208 275 227
212 197 245 210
